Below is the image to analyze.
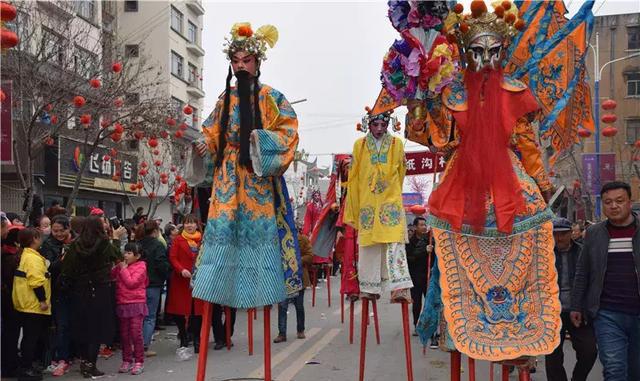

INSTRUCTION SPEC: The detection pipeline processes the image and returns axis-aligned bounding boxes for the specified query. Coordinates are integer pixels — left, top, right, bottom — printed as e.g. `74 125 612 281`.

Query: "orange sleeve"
514 117 553 192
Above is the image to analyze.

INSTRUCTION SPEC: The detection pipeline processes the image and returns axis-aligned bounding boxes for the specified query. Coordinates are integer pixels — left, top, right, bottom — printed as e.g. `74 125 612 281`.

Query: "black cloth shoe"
81 362 104 379
213 342 226 350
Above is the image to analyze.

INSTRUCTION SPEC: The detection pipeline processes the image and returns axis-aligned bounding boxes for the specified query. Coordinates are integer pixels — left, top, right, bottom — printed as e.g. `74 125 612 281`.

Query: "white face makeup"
469 34 504 72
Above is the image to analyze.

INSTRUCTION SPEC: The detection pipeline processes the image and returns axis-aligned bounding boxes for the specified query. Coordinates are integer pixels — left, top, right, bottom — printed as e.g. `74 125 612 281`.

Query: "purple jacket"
112 260 148 305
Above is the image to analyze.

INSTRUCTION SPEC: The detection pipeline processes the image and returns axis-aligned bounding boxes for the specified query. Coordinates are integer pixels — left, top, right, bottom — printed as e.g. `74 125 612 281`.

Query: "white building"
116 0 206 222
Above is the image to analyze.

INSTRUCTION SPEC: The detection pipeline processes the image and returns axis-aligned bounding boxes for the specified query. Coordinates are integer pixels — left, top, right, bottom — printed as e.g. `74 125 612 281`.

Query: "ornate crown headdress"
444 1 525 48
356 107 401 134
223 22 279 61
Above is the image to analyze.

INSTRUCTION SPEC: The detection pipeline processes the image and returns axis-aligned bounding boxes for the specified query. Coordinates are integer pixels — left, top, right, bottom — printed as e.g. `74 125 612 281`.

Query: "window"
74 46 98 79
628 26 640 50
170 6 183 34
75 0 95 21
125 44 139 58
124 0 138 12
188 63 197 85
627 72 640 97
187 21 197 44
125 93 140 105
42 27 65 66
171 51 184 78
627 119 640 144
170 97 184 116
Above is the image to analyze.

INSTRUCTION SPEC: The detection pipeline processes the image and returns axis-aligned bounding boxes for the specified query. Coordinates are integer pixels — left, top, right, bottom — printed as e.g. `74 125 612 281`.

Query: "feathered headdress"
356 107 401 134
223 22 279 61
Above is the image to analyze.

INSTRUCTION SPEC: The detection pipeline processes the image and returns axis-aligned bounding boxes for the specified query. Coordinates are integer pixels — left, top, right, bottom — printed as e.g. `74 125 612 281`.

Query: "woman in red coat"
166 214 203 351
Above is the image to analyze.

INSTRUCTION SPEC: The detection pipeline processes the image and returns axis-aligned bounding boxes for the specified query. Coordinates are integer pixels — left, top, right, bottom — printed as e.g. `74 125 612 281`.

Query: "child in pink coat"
112 243 148 375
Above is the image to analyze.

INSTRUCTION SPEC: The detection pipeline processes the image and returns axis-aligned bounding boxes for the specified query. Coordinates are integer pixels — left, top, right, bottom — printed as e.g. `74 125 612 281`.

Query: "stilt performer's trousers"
357 243 413 295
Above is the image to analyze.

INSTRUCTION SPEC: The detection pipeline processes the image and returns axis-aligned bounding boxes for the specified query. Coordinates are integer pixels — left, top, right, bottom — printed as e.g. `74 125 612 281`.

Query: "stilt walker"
344 109 414 381
190 22 303 381
367 0 597 377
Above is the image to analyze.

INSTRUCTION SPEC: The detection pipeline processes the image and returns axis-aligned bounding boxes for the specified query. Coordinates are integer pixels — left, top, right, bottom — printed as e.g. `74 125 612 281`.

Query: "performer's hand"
195 142 207 157
570 311 582 328
181 269 192 278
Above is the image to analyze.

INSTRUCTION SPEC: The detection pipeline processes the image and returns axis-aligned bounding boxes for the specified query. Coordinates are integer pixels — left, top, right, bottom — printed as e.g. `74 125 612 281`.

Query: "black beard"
236 70 255 168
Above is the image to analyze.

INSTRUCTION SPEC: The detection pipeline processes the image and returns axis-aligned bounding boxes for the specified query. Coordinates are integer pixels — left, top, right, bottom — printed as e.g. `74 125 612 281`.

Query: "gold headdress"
444 1 525 48
356 107 401 134
223 23 279 61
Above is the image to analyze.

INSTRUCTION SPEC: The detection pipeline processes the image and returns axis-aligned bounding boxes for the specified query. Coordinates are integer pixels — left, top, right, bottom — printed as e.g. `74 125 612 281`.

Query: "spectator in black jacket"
405 217 433 331
545 218 596 381
138 220 170 356
571 181 640 380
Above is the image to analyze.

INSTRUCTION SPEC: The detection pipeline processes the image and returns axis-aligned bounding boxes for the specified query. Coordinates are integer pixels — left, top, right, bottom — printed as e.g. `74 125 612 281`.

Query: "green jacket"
140 236 170 288
61 238 122 288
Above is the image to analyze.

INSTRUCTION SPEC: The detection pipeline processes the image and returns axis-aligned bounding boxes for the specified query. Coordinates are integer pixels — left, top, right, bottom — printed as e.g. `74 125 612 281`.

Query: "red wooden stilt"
349 299 355 344
247 309 253 356
468 357 476 381
371 299 380 345
225 306 232 350
450 351 461 381
518 367 531 381
401 302 414 381
489 362 494 381
358 298 369 381
311 267 317 307
326 265 331 307
501 365 509 381
264 305 272 381
340 293 345 324
195 302 212 381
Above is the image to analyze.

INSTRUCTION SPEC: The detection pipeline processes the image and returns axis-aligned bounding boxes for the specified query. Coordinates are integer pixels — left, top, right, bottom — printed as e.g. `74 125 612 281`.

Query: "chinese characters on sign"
405 151 446 176
582 153 616 195
88 153 134 180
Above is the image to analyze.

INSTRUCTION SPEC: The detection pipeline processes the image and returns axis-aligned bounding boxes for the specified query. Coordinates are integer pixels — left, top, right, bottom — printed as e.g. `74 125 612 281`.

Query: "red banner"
1 81 12 164
405 151 445 176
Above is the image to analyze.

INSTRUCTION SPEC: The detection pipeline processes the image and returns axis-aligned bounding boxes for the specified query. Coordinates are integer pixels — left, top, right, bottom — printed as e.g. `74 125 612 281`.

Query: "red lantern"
111 175 120 182
110 148 118 157
110 133 122 143
0 29 19 49
160 131 169 139
140 161 148 168
112 62 122 73
179 123 188 131
175 130 184 138
573 179 581 189
601 114 617 124
129 184 137 192
45 104 53 112
80 114 91 125
0 89 5 102
578 128 591 138
89 78 101 88
160 172 168 178
148 138 159 148
50 115 58 124
44 137 54 146
100 119 110 129
602 126 618 137
148 192 156 199
1 2 18 22
170 165 177 172
166 117 176 127
139 168 148 176
602 99 617 110
114 98 124 108
103 155 111 162
175 175 183 182
134 130 144 140
113 123 124 134
154 160 161 167
161 178 168 184
136 182 144 190
183 105 193 115
153 149 160 155
73 96 86 107
409 204 427 215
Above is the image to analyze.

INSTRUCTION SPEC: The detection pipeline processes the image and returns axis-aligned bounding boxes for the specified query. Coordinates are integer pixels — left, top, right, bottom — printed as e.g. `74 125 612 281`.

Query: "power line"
594 0 607 15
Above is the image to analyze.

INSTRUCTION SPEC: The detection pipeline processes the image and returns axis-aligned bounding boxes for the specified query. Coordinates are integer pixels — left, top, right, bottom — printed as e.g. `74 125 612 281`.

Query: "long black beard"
215 69 263 168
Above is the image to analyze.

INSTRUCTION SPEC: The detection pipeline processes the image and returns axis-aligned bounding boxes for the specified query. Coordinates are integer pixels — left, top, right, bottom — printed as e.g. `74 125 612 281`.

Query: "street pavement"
56 275 603 381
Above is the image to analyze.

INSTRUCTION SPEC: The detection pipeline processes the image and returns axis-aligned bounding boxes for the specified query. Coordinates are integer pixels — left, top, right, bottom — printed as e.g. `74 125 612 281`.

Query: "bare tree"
2 2 179 218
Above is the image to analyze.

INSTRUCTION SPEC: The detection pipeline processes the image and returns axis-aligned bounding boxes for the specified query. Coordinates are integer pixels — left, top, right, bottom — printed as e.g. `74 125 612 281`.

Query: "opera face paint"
369 119 389 140
469 34 503 72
